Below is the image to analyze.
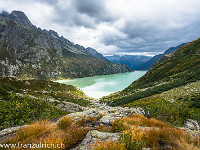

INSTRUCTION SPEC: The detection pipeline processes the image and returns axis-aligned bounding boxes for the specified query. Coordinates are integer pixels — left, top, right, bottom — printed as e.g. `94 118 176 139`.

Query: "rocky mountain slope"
105 55 151 70
0 11 132 80
136 43 187 70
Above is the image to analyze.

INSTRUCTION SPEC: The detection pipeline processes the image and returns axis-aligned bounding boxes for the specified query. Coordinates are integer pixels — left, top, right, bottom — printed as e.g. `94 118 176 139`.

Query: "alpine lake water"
56 71 147 99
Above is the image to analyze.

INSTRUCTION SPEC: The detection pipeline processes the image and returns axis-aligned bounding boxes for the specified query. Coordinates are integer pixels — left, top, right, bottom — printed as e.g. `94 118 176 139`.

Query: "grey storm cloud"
1 0 200 56
49 0 114 28
74 0 104 17
73 0 114 23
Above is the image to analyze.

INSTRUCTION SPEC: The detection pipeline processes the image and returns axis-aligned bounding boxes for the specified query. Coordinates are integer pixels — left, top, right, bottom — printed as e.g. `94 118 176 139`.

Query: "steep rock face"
85 47 108 61
136 43 187 70
0 10 34 27
0 13 132 79
105 55 151 70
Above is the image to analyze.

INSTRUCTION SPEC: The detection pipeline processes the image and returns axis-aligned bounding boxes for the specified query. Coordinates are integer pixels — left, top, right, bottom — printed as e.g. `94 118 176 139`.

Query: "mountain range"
105 55 151 70
106 43 187 71
0 11 132 80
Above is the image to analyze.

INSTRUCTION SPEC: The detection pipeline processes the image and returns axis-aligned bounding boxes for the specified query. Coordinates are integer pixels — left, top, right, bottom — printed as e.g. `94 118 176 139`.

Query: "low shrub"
63 124 90 148
123 114 168 128
120 129 144 150
0 94 67 130
111 119 127 132
57 116 73 130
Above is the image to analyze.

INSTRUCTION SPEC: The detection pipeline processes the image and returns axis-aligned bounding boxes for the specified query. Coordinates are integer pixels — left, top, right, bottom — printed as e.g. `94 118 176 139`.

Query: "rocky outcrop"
179 119 200 137
50 98 84 113
0 10 34 27
0 125 28 139
185 119 200 131
54 99 145 149
72 130 119 150
66 99 145 126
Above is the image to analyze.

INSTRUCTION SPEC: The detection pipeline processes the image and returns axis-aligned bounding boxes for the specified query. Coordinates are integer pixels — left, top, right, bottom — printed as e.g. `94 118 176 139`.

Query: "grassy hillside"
0 77 90 130
125 81 200 126
102 38 200 106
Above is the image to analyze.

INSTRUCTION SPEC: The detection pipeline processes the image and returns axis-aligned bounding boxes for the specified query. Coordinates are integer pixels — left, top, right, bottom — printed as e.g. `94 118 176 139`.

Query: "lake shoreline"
56 71 147 99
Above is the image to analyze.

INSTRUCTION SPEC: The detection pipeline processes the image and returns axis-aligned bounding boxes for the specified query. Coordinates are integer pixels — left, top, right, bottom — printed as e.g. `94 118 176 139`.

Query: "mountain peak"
0 10 34 27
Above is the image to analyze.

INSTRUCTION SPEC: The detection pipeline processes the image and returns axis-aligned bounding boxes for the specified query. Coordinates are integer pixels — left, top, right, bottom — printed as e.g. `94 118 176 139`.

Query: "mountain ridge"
0 11 132 79
136 43 187 70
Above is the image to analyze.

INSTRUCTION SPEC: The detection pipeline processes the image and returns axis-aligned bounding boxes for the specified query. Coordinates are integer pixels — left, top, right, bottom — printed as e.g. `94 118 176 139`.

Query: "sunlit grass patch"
1 119 91 150
123 114 169 128
2 121 57 147
57 116 73 130
75 115 101 127
63 124 90 148
93 115 200 150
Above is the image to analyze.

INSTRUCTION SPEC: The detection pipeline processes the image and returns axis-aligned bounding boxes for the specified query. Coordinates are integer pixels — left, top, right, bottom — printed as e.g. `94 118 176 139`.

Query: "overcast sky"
1 0 200 56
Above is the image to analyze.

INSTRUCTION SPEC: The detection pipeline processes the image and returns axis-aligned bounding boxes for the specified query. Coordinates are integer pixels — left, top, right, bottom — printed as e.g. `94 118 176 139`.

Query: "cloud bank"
1 0 200 55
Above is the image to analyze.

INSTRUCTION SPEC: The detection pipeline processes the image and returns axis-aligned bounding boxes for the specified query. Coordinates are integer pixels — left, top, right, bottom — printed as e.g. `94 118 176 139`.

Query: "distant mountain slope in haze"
102 38 200 106
105 55 151 70
0 11 132 79
136 43 187 70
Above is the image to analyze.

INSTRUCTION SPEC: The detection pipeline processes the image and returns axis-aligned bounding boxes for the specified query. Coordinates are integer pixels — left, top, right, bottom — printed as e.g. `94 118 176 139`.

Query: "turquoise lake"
56 71 147 99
